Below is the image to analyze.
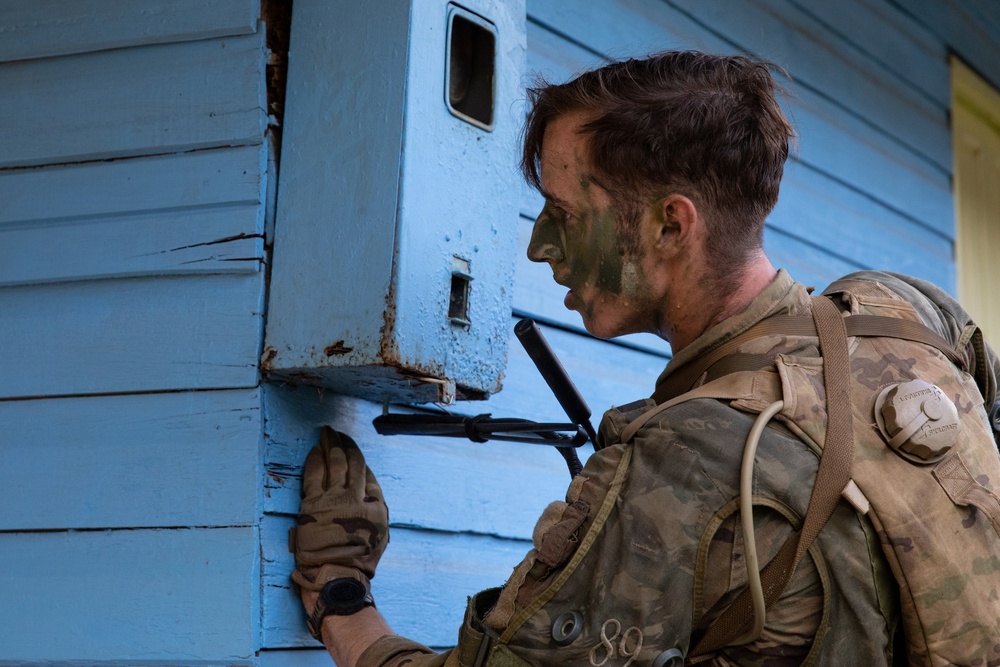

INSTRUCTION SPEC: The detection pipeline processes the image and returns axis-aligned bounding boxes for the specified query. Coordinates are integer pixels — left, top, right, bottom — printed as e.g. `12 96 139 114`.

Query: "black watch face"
322 578 368 614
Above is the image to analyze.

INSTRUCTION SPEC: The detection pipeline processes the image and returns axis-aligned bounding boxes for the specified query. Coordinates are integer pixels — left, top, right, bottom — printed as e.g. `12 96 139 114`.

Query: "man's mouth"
563 287 579 310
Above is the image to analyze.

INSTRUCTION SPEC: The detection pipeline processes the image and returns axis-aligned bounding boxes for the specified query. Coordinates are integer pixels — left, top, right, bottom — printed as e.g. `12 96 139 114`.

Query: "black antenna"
514 319 599 445
372 319 597 478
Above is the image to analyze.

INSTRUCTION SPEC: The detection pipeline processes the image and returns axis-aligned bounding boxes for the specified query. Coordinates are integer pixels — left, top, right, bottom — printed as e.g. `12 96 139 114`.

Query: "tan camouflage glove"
289 426 389 592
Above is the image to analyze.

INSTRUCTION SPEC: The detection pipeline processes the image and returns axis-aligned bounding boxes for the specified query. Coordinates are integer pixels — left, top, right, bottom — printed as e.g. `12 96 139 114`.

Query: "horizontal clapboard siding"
0 150 268 288
0 31 266 169
0 0 259 62
0 206 263 287
894 0 1000 91
0 3 272 666
0 274 264 399
0 145 265 225
787 0 948 107
0 526 259 663
678 0 949 167
0 390 261 530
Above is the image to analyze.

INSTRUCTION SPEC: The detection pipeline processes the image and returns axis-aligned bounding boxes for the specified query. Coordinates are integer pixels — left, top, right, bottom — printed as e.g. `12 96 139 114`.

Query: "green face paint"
575 204 624 294
528 113 660 337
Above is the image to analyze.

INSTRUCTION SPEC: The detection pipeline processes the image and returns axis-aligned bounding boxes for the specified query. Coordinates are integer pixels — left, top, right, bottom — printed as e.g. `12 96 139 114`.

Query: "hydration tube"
732 399 784 646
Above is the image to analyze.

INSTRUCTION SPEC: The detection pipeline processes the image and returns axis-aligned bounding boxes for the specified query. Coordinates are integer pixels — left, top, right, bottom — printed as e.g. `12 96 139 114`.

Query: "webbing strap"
618 371 773 445
654 314 966 404
653 316 815 404
845 315 964 367
690 296 855 655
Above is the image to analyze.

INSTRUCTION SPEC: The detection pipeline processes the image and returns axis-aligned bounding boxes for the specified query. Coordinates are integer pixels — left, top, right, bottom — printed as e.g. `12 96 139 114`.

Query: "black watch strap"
307 577 375 641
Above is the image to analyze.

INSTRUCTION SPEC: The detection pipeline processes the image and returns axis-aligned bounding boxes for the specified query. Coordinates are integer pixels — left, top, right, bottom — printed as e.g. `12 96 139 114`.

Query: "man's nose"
526 214 565 264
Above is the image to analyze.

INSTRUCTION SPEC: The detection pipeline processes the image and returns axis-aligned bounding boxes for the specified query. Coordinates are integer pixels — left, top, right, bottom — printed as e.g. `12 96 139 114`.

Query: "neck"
660 251 777 353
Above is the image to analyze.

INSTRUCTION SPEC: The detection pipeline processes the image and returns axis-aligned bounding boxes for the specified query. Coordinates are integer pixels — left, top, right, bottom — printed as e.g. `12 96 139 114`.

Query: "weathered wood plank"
788 81 953 237
0 527 259 662
0 274 263 399
0 32 266 169
0 0 259 63
0 145 265 225
262 516 528 648
0 389 261 530
0 205 263 287
522 0 952 234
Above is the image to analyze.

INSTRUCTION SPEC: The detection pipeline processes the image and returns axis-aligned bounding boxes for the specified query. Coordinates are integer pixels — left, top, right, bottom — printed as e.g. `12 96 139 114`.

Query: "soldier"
290 51 1000 665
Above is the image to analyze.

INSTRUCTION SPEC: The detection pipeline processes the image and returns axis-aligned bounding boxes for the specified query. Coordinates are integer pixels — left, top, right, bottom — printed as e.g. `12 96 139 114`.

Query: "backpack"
619 278 1000 665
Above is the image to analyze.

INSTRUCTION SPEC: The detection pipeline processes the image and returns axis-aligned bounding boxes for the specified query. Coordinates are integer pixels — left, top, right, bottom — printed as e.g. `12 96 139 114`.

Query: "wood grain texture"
0 32 266 169
0 526 259 662
0 389 261 530
0 274 264 399
0 205 263 287
0 145 265 226
262 516 529 648
0 0 258 63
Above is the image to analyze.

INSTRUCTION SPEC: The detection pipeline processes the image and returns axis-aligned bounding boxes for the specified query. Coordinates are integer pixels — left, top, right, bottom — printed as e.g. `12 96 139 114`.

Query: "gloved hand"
289 426 389 592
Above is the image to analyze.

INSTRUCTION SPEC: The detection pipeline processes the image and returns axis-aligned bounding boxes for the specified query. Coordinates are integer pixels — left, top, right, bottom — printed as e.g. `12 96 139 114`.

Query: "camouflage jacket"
357 270 1000 667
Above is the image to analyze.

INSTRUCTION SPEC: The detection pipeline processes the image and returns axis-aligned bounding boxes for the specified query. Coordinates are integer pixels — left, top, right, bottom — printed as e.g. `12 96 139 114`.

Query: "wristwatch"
307 577 375 640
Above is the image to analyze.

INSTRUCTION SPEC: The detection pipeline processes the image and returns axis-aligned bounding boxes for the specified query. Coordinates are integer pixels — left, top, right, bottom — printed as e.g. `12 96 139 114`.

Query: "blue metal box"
263 0 525 404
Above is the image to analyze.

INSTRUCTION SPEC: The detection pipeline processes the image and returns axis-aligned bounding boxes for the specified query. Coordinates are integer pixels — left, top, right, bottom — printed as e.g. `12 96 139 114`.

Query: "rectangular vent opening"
446 7 496 131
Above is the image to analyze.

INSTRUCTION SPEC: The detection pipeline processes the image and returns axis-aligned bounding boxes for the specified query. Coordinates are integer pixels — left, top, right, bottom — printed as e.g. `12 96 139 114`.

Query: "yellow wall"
952 58 1000 351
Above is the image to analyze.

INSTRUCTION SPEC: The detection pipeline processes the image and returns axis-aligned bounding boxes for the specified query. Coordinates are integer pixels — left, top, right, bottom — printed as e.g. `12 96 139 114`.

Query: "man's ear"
654 194 699 255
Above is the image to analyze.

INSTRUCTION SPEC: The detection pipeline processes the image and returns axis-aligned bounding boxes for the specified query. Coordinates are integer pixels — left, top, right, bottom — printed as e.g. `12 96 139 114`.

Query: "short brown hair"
522 51 793 270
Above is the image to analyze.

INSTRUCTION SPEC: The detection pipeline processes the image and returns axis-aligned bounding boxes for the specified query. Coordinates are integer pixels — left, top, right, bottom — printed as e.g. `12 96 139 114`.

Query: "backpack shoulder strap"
689 295 855 656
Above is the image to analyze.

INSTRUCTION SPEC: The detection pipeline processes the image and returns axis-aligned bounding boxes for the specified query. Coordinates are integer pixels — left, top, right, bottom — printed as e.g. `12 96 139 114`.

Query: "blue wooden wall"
3 1 1000 665
0 1 269 664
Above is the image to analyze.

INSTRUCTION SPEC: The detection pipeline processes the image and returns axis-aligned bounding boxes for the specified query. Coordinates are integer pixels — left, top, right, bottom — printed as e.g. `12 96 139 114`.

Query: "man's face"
527 112 659 339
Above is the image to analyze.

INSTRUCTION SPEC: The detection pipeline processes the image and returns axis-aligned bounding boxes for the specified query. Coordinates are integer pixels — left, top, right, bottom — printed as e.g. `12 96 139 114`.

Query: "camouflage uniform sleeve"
361 397 834 666
357 635 452 667
476 400 825 665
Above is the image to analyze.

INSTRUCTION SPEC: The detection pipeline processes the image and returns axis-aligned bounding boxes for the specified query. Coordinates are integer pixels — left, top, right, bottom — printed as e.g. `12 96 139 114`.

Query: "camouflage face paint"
528 112 662 337
576 204 624 294
528 206 566 264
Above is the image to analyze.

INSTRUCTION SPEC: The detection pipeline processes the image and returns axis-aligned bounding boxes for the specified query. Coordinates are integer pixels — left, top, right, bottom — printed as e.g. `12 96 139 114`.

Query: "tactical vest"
617 278 1000 665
